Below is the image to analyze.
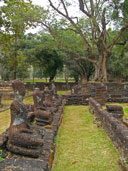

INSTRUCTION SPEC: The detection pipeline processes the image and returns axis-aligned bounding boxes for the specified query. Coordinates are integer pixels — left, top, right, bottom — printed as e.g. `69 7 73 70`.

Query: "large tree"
0 0 41 79
39 0 128 82
20 33 64 82
34 48 63 82
67 59 94 82
108 30 128 81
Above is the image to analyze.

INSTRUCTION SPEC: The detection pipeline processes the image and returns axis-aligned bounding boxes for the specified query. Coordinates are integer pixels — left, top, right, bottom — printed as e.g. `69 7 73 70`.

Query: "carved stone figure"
7 80 43 158
51 80 57 95
33 88 53 126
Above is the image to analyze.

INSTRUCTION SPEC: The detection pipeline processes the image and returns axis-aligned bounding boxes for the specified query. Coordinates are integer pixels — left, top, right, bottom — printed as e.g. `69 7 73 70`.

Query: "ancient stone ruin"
0 82 14 100
71 83 128 103
7 80 44 158
33 87 53 126
89 97 128 170
106 105 124 120
1 80 128 170
0 80 64 170
95 84 107 105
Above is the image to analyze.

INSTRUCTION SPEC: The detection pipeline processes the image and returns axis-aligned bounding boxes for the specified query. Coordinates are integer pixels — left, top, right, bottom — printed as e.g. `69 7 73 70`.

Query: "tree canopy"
0 0 128 82
19 33 64 82
39 0 128 82
0 0 41 79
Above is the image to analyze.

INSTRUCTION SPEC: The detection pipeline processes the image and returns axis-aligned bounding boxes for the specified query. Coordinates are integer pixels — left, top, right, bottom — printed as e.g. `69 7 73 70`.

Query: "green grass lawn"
23 96 33 104
53 106 120 171
24 78 75 83
57 91 70 95
0 109 10 134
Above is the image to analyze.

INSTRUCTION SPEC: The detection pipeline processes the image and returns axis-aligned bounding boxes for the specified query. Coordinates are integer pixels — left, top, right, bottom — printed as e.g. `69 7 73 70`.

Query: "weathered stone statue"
33 88 43 110
33 88 53 126
7 80 43 158
50 80 62 106
51 80 57 96
42 86 59 113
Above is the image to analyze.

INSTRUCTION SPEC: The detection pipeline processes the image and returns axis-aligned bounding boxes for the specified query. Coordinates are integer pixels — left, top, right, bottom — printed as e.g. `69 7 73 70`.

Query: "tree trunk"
14 59 17 80
93 55 107 82
14 34 17 80
49 75 55 82
81 75 87 84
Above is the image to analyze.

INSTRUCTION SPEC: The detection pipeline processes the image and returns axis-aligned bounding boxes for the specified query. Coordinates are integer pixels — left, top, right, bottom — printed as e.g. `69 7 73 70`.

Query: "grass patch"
1 91 33 106
57 91 69 95
24 78 75 83
0 150 4 162
121 104 128 117
0 109 10 134
24 96 33 104
53 106 120 171
2 99 13 106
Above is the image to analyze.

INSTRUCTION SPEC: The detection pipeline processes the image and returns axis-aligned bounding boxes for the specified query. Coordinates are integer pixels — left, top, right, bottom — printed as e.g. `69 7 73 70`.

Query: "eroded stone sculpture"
51 80 57 96
7 80 43 158
33 87 53 126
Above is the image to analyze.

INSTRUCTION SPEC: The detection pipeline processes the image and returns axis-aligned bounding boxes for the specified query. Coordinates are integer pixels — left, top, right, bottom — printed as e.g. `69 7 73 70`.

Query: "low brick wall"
25 82 76 91
62 95 89 105
89 97 128 160
1 81 128 102
73 83 128 103
83 83 128 99
107 97 128 103
62 94 128 106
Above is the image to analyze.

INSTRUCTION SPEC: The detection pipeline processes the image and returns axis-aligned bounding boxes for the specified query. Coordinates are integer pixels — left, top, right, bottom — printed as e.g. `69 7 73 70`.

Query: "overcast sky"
32 0 48 7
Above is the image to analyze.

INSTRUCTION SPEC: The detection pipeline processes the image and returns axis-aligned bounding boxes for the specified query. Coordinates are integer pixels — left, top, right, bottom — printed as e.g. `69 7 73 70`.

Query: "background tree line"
0 0 128 82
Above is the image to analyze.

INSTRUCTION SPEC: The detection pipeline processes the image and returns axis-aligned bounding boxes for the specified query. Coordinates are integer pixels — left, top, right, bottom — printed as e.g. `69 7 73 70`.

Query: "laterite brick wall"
89 97 128 160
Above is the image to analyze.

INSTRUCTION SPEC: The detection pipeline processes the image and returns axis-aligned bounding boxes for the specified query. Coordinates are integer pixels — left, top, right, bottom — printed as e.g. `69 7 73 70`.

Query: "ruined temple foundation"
0 86 14 100
95 85 107 105
0 80 65 170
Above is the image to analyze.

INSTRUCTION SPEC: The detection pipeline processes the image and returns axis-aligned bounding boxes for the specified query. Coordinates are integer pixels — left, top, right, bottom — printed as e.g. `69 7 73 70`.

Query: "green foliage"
20 33 64 81
0 150 4 162
121 0 128 19
107 31 128 79
1 0 40 35
0 0 42 79
69 71 79 83
39 0 128 81
35 48 63 81
54 137 58 145
0 49 29 80
67 59 94 82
